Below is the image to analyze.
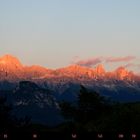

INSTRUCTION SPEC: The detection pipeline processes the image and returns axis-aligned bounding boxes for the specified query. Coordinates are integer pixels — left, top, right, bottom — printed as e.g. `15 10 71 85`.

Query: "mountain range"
0 54 139 81
0 54 140 125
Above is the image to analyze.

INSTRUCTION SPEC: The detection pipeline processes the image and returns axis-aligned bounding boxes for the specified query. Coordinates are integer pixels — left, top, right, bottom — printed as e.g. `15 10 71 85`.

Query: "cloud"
123 63 135 68
74 57 102 67
72 56 136 68
105 56 136 63
131 63 140 68
119 63 140 71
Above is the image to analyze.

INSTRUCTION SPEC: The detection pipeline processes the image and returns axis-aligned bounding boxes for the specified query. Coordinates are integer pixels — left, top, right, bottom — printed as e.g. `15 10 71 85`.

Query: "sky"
0 0 140 73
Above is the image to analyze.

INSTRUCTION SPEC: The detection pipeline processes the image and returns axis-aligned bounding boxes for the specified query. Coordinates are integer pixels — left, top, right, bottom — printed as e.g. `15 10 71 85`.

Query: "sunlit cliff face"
94 64 106 76
0 54 23 69
114 67 129 80
0 54 137 82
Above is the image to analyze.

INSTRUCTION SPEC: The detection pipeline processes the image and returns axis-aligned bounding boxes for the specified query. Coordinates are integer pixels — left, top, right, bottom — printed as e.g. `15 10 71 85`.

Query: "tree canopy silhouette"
59 86 112 129
59 85 140 132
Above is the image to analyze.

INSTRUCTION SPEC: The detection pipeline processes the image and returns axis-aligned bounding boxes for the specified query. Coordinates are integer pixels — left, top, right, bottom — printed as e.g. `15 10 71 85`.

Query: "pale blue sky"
0 0 140 72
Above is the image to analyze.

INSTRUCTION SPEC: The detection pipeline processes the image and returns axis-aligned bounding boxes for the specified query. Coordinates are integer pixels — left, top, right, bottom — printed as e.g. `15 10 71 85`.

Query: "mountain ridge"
0 54 138 82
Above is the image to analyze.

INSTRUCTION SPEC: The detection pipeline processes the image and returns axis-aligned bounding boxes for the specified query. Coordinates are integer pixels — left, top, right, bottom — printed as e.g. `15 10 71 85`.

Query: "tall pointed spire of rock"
95 64 106 76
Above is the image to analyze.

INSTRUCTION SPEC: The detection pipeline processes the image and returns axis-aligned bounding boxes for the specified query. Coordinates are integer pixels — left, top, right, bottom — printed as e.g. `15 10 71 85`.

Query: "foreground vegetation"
0 85 140 133
59 86 140 132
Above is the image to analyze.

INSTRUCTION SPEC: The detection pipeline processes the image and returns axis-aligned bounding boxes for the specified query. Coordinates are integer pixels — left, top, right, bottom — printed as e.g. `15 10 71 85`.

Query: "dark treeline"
0 96 31 132
59 85 140 132
0 85 140 133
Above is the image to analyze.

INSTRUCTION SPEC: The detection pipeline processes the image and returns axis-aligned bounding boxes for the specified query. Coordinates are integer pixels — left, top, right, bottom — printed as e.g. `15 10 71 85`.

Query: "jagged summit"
58 64 92 74
114 66 130 80
0 55 24 81
0 54 23 68
94 64 106 75
0 54 138 81
115 66 128 72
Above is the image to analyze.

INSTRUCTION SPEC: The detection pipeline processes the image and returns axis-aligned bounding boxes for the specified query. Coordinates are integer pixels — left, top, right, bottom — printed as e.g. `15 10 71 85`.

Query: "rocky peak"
63 65 92 74
0 54 23 69
115 67 130 80
94 64 106 76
